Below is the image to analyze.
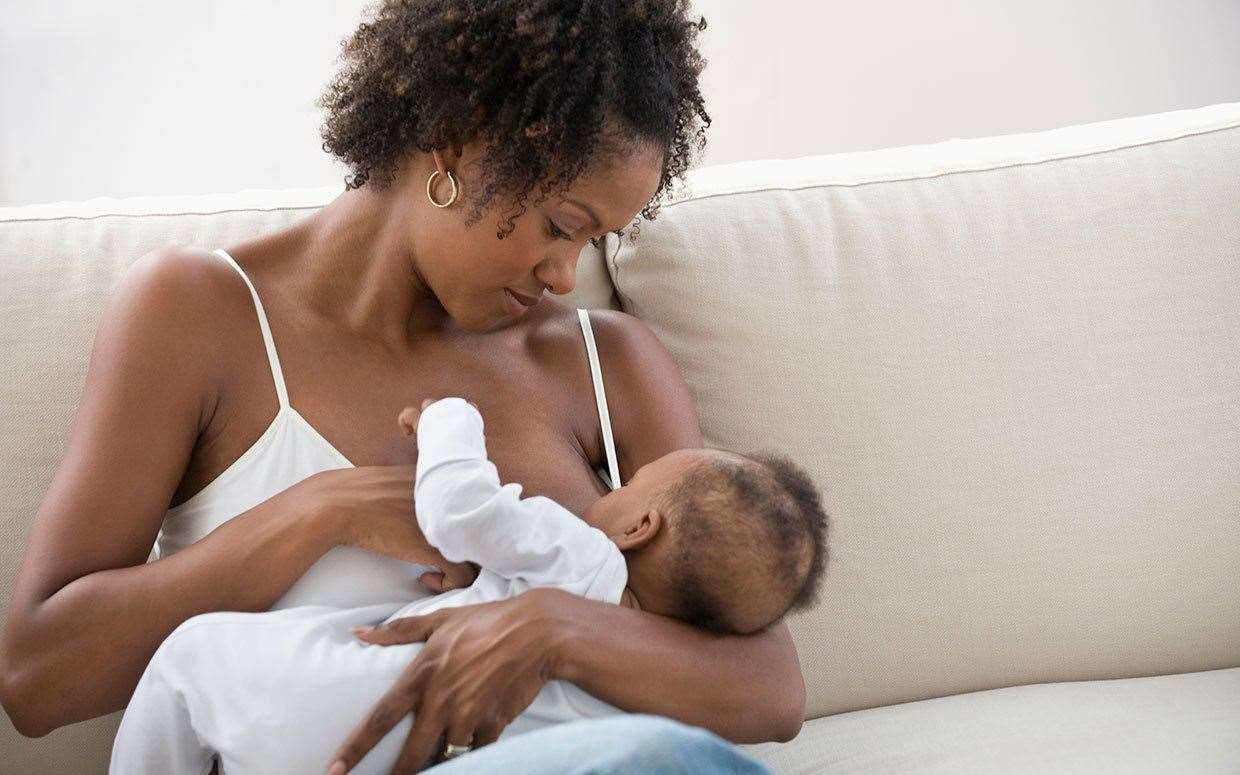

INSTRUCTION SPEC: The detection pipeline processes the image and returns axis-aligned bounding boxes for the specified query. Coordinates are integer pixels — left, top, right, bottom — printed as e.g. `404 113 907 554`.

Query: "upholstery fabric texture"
2 103 1237 772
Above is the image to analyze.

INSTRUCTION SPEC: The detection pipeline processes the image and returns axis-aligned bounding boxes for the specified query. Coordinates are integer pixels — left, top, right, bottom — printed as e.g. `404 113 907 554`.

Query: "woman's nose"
538 249 579 295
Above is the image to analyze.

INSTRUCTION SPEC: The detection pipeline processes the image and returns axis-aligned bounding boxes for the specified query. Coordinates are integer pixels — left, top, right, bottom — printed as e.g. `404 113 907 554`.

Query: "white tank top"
146 248 622 611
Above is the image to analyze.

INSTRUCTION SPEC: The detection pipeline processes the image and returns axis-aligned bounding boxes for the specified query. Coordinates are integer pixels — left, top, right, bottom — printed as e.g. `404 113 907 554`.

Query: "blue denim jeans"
424 714 772 774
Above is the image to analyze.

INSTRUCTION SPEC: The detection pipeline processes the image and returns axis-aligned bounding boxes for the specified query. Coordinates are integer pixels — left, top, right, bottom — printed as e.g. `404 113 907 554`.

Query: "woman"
0 1 805 771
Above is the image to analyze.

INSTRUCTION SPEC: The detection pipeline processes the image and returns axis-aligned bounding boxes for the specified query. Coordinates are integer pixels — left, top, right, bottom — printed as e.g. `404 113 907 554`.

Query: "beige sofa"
3 102 1238 773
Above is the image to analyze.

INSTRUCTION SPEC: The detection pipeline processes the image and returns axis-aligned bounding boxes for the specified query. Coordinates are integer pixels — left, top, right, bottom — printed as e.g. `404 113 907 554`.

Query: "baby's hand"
396 397 479 436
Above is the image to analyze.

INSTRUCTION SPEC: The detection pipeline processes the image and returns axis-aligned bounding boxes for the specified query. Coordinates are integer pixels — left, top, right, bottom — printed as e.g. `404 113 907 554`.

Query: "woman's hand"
326 589 567 774
300 466 477 590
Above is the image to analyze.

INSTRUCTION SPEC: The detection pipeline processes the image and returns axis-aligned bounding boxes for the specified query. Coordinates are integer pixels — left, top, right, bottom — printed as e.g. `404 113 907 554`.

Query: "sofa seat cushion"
745 667 1240 774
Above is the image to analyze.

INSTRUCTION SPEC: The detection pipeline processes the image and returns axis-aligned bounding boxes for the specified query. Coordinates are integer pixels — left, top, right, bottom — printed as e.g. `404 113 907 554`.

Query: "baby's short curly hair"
657 450 831 635
317 0 711 239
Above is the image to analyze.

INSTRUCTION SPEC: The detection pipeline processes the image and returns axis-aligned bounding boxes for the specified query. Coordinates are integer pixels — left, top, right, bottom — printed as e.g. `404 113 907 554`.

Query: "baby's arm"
414 398 621 590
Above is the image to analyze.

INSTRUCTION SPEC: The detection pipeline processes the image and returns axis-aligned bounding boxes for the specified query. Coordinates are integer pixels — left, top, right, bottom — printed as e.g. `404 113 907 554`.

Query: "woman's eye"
547 220 572 241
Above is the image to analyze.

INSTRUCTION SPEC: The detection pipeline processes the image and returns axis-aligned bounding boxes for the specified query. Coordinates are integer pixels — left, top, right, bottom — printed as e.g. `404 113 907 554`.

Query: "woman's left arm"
329 311 805 773
551 589 806 742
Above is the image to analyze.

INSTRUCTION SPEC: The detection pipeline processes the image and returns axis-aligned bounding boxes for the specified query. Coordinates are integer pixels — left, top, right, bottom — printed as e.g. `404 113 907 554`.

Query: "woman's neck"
290 183 451 346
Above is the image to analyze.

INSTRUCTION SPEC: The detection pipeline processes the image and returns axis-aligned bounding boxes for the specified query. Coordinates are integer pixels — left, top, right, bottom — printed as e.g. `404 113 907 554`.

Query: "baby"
109 397 829 775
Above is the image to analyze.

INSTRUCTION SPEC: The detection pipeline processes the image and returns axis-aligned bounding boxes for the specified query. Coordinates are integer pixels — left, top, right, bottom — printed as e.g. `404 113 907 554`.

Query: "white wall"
2 0 1239 207
698 0 1240 162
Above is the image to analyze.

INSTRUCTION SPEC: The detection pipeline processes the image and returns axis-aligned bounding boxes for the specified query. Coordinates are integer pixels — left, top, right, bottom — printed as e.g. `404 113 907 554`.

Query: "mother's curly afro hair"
317 0 711 239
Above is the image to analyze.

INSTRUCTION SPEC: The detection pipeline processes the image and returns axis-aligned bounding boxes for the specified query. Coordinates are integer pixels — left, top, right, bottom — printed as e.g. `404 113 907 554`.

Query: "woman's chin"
442 292 533 334
459 307 522 334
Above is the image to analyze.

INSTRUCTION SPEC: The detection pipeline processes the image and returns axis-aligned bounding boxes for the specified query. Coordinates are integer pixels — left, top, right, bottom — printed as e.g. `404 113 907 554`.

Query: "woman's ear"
431 148 450 176
611 508 663 552
434 141 465 172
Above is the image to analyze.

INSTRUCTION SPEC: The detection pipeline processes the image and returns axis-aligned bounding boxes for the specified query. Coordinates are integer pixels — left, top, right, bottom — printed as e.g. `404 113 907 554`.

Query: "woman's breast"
483 421 612 516
159 306 612 611
272 428 607 612
154 402 607 613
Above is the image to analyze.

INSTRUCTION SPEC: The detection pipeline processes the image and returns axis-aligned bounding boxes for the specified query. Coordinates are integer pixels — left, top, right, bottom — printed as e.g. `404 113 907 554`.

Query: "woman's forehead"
561 143 664 225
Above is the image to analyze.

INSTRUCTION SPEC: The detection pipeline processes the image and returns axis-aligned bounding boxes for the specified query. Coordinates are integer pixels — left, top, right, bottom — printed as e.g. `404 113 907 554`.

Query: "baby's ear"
612 509 663 551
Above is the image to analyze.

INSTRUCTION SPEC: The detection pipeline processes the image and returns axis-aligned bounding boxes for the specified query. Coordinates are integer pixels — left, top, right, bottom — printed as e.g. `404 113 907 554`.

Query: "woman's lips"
505 288 542 306
503 288 534 317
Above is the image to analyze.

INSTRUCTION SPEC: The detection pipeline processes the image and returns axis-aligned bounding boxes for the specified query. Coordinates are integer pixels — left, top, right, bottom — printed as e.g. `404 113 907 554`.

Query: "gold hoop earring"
426 169 459 208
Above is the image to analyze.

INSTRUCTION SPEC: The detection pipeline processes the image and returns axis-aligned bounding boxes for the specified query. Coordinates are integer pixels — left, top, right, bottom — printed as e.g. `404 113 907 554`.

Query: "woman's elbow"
1 663 55 738
732 680 803 744
2 632 72 738
769 673 806 743
774 702 805 743
762 622 807 743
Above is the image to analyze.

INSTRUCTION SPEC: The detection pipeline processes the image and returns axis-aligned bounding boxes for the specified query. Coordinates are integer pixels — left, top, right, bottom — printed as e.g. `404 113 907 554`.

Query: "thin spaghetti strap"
577 308 622 490
212 248 291 410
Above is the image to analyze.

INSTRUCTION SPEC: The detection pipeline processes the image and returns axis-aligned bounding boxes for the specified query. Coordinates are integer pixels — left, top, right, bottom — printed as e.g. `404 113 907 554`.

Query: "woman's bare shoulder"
565 306 705 480
518 303 666 386
521 303 664 365
131 244 250 303
129 243 274 362
10 245 250 604
578 308 688 395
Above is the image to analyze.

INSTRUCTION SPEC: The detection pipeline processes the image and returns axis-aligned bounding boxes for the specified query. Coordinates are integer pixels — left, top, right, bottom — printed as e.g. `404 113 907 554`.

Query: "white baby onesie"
109 397 627 775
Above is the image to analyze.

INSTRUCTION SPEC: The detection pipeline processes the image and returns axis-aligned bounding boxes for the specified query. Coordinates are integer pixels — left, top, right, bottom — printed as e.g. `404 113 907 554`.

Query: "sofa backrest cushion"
607 102 1240 718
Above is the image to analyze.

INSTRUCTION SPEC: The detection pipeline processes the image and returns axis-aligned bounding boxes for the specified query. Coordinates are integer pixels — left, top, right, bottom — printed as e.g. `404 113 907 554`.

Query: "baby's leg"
110 602 419 775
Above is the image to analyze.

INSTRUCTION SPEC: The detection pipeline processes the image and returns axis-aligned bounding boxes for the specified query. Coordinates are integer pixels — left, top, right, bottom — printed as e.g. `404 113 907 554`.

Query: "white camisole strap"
577 308 622 491
212 248 291 410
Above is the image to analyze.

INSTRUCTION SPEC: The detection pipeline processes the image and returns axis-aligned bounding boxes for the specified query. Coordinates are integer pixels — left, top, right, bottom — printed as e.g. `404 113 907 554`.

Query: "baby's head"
583 448 829 635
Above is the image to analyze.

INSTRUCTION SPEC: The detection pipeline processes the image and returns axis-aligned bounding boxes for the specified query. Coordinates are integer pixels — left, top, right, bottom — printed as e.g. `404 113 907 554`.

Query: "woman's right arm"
0 248 342 737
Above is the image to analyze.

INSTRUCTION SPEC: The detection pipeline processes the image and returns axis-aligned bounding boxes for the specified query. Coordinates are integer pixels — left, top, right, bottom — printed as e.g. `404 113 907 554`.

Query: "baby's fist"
397 397 480 436
397 405 421 437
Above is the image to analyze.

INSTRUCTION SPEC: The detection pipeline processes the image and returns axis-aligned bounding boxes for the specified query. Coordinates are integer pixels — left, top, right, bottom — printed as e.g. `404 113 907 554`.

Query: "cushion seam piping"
4 115 1237 223
658 119 1240 209
0 203 328 225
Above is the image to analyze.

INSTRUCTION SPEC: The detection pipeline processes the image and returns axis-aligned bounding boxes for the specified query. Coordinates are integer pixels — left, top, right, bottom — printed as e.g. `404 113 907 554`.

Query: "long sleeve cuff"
415 397 487 480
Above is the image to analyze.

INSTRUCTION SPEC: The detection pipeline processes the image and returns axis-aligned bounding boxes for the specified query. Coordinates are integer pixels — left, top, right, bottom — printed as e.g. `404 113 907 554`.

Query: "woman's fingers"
418 571 470 595
342 596 553 772
420 714 478 769
327 672 423 774
432 561 479 591
417 571 448 593
353 611 443 645
390 705 448 774
471 718 504 748
417 564 476 594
